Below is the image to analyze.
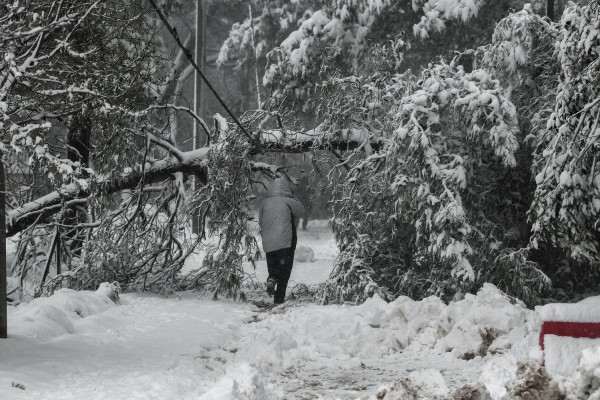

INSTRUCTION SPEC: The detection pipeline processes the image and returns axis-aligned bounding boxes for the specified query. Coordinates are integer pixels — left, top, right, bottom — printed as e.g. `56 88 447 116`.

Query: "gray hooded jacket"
259 178 305 253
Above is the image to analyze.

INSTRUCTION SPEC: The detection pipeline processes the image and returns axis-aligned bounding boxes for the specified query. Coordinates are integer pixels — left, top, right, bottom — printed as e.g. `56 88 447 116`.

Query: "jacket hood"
267 177 292 198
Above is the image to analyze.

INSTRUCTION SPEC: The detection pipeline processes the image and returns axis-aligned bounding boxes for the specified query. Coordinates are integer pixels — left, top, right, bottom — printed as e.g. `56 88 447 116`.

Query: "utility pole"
248 3 261 109
192 0 206 234
0 154 7 338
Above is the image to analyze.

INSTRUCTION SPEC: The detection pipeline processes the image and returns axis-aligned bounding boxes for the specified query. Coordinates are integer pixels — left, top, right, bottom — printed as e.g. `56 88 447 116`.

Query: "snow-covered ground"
2 220 600 399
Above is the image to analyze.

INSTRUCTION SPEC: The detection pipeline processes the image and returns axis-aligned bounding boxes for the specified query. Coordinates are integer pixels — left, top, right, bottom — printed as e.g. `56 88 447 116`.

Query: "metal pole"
248 3 261 108
192 0 206 234
0 154 7 338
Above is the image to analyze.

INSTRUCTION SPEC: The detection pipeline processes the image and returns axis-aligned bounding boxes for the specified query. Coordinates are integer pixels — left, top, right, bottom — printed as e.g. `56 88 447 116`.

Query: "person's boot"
266 278 276 296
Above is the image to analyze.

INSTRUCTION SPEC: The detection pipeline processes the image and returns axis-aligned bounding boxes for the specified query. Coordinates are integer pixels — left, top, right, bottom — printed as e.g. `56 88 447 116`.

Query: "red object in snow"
539 321 600 351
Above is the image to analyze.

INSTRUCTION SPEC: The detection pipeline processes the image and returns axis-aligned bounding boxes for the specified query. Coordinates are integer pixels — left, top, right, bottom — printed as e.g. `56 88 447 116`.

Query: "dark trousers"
266 247 294 304
295 205 309 230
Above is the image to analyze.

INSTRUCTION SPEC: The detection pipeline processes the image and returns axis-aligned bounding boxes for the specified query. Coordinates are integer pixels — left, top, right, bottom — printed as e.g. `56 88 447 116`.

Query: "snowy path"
234 303 484 399
1 294 255 399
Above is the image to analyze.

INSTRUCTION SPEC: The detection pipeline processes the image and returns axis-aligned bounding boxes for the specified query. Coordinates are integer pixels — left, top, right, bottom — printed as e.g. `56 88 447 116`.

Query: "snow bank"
198 363 280 400
238 283 539 369
562 346 600 399
537 296 600 322
545 335 600 377
294 245 315 262
8 283 119 341
5 276 600 399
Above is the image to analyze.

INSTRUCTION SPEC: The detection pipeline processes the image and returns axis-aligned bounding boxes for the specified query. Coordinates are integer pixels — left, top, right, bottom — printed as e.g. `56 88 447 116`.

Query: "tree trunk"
0 154 7 338
547 0 555 21
65 112 92 258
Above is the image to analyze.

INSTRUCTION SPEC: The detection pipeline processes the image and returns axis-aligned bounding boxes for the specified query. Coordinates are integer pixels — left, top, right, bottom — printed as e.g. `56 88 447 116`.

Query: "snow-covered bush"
318 2 600 305
321 63 550 304
211 0 600 306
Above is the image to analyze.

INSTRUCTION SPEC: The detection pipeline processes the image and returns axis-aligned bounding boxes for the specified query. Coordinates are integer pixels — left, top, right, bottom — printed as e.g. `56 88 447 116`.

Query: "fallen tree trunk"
6 133 385 237
6 149 210 238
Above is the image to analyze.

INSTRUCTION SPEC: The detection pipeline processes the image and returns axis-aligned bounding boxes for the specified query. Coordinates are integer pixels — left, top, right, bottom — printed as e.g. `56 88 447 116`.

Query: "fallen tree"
6 131 383 238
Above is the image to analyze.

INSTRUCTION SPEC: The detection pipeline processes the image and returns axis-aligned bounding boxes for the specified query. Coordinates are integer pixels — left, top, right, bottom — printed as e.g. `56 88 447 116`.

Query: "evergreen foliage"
529 1 600 262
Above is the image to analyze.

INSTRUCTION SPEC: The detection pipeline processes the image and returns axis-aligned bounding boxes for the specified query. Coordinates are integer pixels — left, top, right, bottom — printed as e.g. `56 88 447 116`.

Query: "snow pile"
562 346 600 399
537 295 600 322
371 369 450 400
237 283 538 368
479 354 519 398
408 368 449 397
198 363 280 400
435 284 540 359
8 283 119 341
294 245 315 262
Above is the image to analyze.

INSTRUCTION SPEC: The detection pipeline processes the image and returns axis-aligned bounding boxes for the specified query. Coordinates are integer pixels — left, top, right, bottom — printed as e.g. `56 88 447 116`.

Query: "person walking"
259 177 305 304
295 169 310 230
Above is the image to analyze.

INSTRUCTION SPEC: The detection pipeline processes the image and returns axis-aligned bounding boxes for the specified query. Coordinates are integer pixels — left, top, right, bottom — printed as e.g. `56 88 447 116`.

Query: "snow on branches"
485 5 553 75
388 64 519 280
529 1 600 262
320 62 537 304
1 0 216 297
413 0 486 39
216 1 307 70
219 0 493 100
1 0 165 195
186 128 260 300
0 1 101 189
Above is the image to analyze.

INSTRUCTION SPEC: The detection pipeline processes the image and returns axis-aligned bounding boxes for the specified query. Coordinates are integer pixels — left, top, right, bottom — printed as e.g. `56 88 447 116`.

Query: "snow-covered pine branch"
219 0 505 111
529 1 600 262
